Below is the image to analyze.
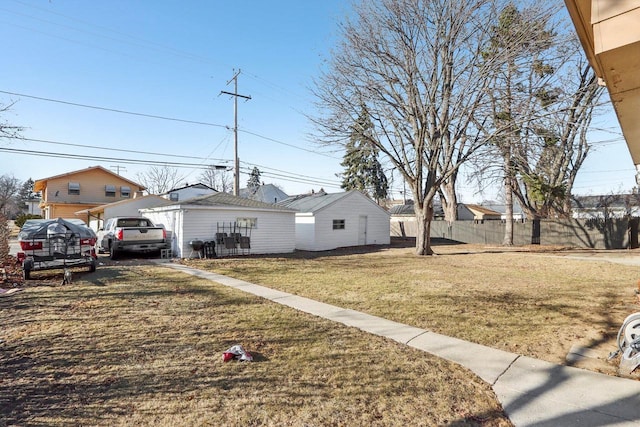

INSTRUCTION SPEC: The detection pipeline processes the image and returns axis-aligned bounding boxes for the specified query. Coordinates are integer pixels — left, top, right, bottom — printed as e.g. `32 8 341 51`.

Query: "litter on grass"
0 288 23 297
223 344 253 362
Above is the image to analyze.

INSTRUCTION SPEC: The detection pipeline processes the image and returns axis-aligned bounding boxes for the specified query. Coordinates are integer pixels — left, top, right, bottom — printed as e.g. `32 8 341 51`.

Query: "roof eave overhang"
565 0 640 167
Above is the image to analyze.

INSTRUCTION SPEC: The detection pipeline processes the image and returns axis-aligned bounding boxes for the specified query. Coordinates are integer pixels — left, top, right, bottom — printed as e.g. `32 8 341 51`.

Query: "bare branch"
199 165 232 193
312 0 508 254
0 101 24 141
136 165 185 195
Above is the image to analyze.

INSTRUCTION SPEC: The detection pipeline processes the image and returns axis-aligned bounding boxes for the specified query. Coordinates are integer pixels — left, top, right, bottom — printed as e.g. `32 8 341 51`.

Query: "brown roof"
465 204 502 216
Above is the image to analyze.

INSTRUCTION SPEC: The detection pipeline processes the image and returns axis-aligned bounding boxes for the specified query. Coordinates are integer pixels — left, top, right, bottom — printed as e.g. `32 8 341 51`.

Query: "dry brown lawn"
183 239 640 377
4 238 639 426
1 260 512 426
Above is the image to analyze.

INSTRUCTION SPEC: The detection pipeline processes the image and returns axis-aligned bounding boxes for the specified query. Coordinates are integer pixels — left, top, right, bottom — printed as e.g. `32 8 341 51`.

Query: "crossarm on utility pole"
220 69 251 196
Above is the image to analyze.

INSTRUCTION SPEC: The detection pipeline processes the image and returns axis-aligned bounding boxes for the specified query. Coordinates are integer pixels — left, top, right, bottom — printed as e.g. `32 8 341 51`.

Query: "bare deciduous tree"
199 165 232 193
472 4 604 246
0 174 21 217
136 165 185 195
313 0 507 255
0 102 23 140
481 1 561 245
512 60 603 219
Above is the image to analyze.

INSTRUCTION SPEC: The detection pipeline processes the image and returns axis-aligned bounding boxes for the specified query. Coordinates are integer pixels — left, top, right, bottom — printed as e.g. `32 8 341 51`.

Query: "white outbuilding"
162 183 217 202
140 192 296 258
76 194 171 232
278 190 390 251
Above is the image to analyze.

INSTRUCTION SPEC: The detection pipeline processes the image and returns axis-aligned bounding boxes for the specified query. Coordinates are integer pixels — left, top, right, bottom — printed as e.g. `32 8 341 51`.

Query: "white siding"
297 192 390 251
89 218 102 231
143 206 295 257
165 188 216 202
294 214 316 251
143 209 181 255
457 205 475 221
87 196 169 232
105 199 167 221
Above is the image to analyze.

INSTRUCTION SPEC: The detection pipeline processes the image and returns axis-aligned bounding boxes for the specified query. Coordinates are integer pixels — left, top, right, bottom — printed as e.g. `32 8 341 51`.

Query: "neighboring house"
278 190 390 251
34 166 145 222
459 204 502 222
383 198 408 211
389 201 445 219
389 203 416 218
389 201 445 237
240 183 288 204
572 193 640 219
140 192 296 258
390 201 503 222
163 183 217 202
75 194 171 232
389 201 449 237
389 202 417 239
24 198 42 216
480 202 526 222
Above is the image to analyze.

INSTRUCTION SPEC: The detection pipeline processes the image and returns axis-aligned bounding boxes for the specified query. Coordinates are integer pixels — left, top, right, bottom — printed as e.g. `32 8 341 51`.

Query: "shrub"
15 213 42 229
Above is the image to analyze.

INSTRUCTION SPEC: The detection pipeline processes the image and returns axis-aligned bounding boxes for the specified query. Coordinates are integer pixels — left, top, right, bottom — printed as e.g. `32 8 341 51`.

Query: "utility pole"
111 165 127 175
221 69 251 196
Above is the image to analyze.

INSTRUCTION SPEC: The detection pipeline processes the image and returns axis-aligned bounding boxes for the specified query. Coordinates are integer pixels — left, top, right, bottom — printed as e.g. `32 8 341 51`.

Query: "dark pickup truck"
96 216 167 260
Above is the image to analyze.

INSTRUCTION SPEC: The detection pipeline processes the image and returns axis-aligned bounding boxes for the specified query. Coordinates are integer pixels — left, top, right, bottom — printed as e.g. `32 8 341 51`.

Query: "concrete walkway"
158 261 640 426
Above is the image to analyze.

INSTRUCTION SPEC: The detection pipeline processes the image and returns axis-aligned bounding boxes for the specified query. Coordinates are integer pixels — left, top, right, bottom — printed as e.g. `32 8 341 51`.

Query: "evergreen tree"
247 167 262 196
340 106 388 203
482 2 602 228
18 178 36 201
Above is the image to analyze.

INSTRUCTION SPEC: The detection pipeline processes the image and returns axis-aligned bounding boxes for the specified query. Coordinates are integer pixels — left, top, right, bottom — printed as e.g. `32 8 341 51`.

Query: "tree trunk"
440 180 458 223
415 204 434 255
503 175 514 246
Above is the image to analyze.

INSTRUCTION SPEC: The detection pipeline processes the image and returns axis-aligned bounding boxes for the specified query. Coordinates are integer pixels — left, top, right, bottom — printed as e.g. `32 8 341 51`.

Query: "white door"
358 215 367 245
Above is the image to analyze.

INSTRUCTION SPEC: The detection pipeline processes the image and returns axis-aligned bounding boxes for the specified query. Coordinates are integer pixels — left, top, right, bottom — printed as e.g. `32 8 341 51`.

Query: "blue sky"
0 0 636 201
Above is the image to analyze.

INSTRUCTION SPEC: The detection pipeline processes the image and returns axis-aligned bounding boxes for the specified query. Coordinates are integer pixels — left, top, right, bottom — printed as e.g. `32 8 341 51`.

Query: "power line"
4 135 340 184
3 1 317 120
13 136 229 162
0 89 339 158
237 165 341 188
240 160 341 186
239 129 340 159
0 146 341 188
239 166 339 187
0 147 210 168
0 89 228 128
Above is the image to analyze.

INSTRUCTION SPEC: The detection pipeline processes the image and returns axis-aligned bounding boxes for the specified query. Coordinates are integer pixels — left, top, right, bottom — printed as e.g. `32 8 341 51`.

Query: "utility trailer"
17 218 98 280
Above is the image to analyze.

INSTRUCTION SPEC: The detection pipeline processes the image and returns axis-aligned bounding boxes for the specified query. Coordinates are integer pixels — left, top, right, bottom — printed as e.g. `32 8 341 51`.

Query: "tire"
23 260 33 280
618 313 640 351
89 259 97 273
109 245 119 260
